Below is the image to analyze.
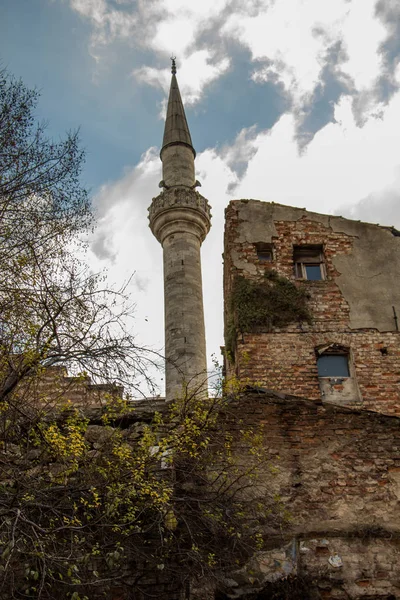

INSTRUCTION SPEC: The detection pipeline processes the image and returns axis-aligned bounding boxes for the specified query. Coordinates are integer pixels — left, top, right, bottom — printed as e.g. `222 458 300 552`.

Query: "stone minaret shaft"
148 62 211 401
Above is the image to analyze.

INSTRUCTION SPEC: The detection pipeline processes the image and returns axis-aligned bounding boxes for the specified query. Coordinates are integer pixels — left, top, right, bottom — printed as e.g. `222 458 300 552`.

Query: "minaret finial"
171 56 177 75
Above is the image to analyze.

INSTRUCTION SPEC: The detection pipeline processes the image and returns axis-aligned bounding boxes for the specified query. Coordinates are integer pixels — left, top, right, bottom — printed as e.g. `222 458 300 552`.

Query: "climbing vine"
225 271 312 361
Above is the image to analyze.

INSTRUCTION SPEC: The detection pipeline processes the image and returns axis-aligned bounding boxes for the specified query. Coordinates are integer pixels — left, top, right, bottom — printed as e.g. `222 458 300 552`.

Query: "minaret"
148 60 211 401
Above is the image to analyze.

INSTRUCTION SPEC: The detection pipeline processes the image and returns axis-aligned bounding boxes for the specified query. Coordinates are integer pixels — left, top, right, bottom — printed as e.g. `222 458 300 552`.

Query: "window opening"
294 245 325 280
254 242 273 263
317 354 350 377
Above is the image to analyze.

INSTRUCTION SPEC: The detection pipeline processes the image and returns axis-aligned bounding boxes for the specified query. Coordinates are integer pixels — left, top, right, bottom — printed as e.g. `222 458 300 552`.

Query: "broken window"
293 245 325 280
254 242 273 262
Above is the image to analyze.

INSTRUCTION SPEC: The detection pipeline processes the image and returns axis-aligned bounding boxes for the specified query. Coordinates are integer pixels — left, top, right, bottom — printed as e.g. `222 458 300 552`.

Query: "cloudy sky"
2 0 400 395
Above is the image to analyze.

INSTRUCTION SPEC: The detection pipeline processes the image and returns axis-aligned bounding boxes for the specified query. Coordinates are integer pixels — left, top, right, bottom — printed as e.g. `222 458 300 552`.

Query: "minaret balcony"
148 187 211 245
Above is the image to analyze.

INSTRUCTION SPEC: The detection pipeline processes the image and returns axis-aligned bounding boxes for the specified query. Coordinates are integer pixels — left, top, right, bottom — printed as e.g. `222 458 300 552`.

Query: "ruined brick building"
224 200 400 416
147 62 400 599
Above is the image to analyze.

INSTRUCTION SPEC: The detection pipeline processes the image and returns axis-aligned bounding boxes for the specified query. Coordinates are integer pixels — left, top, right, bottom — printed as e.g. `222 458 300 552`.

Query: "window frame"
315 344 361 404
293 245 326 281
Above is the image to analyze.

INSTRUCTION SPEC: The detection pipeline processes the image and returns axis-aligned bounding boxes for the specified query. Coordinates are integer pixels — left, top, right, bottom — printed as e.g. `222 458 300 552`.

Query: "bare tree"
0 69 156 403
0 68 90 228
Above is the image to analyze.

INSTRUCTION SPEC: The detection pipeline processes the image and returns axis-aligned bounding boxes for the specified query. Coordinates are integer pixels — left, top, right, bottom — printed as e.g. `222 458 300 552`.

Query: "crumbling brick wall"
16 365 124 409
220 389 400 599
224 200 400 416
236 330 400 415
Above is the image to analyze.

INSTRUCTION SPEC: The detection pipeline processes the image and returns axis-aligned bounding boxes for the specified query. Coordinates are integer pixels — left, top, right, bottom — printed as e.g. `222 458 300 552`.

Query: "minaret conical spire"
159 60 197 189
161 60 195 158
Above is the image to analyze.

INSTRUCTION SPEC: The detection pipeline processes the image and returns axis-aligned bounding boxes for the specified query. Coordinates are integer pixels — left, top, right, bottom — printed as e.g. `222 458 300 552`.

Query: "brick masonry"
224 200 400 416
17 365 124 409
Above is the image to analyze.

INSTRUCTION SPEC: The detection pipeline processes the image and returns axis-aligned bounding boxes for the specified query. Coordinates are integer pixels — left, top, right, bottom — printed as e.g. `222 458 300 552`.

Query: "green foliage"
0 387 284 598
226 271 312 360
225 315 238 364
0 68 287 598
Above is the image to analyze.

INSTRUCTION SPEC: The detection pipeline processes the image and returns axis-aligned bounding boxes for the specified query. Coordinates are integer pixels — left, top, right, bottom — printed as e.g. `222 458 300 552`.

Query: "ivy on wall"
225 271 312 361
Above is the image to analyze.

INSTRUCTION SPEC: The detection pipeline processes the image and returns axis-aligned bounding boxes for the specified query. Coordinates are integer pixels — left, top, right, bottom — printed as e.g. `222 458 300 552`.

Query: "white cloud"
134 51 230 104
223 0 389 111
70 0 396 122
70 0 138 45
340 183 400 228
338 0 387 90
69 0 231 102
223 0 348 103
86 149 165 393
232 90 400 219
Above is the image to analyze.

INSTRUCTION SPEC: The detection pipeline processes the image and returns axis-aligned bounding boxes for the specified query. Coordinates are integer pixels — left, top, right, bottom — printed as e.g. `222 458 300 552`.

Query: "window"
254 242 273 262
293 245 325 280
317 354 350 377
316 344 360 405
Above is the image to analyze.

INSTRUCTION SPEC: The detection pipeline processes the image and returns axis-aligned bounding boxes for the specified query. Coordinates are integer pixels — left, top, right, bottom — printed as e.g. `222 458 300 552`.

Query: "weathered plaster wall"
227 200 400 332
224 200 400 416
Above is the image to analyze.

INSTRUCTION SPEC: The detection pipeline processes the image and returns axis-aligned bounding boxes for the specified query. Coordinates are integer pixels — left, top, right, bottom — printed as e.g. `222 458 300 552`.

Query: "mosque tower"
148 60 211 401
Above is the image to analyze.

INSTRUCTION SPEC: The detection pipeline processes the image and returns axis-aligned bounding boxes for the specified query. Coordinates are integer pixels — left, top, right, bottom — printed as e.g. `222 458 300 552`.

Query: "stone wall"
224 200 400 416
219 389 400 599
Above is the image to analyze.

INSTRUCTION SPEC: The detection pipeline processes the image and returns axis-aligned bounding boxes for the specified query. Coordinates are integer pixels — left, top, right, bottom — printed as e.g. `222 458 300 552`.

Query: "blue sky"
2 0 400 394
1 0 289 189
1 0 163 188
